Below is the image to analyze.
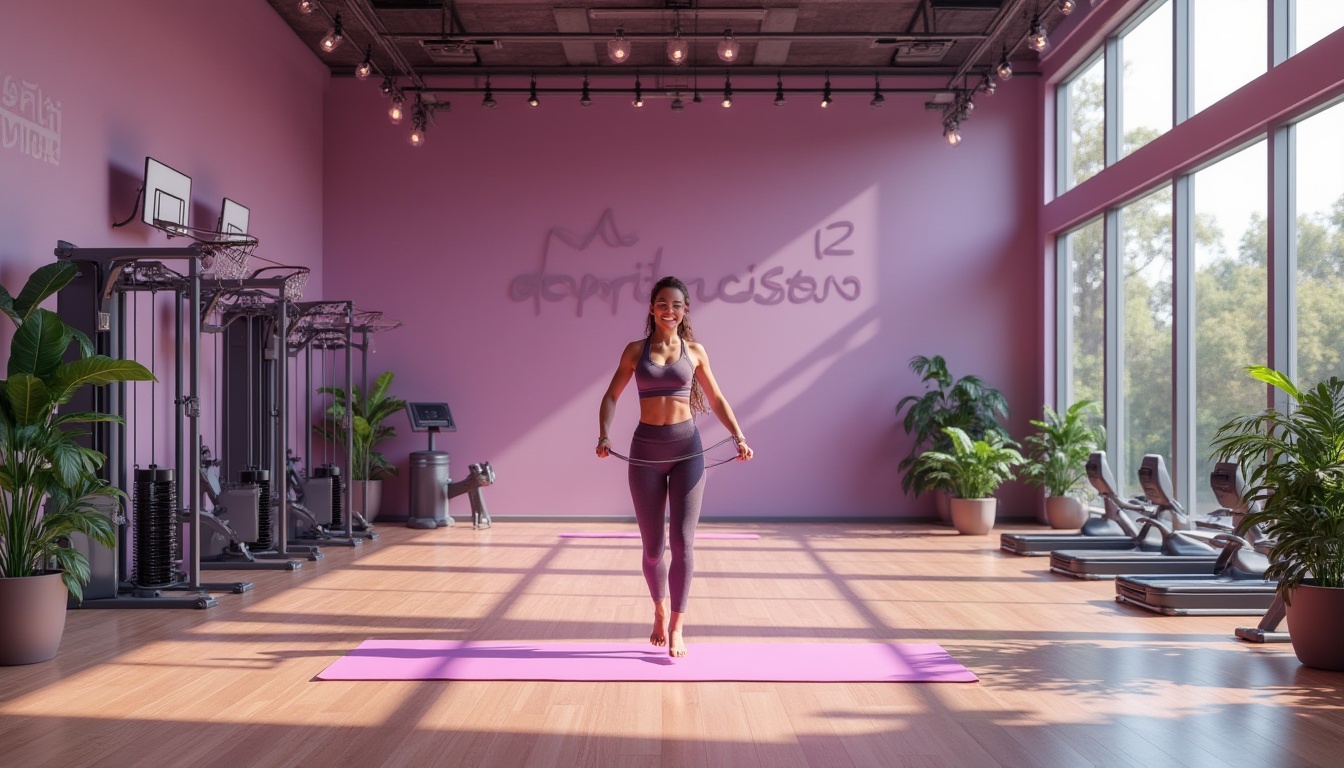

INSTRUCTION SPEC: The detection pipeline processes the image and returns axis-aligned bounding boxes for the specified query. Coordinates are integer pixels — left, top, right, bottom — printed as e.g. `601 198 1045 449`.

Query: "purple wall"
323 78 1043 519
1 0 327 458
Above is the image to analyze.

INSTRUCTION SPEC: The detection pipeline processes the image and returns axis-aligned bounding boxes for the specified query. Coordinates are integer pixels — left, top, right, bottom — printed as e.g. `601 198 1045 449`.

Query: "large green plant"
913 427 1024 500
314 371 406 481
0 262 155 601
895 355 1010 496
1212 366 1344 601
1019 400 1106 498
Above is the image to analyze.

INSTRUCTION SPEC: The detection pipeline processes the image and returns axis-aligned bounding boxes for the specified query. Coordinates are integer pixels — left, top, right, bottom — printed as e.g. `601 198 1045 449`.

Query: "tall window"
1191 0 1267 114
1294 0 1344 55
1192 142 1268 513
1121 186 1173 490
1064 219 1106 413
1121 1 1172 159
1293 101 1344 386
1062 57 1105 192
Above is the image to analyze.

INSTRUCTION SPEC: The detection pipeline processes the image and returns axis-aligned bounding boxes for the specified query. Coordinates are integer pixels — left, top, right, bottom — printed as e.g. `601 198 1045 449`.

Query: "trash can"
407 450 454 529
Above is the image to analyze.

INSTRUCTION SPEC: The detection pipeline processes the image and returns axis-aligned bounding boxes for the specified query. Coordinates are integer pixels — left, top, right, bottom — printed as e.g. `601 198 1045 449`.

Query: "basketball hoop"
203 239 258 280
152 219 258 280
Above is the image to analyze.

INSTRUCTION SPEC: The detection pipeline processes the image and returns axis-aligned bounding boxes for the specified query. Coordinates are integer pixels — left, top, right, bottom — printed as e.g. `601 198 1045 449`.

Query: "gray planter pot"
1045 496 1088 529
354 479 383 522
1285 583 1344 671
951 497 997 535
0 571 68 666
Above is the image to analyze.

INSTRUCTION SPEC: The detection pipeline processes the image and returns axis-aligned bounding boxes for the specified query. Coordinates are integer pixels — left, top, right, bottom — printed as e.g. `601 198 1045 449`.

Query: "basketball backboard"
142 157 191 234
217 198 251 242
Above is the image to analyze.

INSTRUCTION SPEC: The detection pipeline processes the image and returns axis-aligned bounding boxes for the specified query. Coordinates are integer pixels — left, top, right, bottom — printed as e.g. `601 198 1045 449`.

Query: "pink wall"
0 1 327 462
323 78 1044 519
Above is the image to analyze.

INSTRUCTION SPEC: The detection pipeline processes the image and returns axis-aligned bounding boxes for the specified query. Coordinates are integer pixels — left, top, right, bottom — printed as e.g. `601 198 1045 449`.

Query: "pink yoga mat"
317 640 977 682
558 532 759 540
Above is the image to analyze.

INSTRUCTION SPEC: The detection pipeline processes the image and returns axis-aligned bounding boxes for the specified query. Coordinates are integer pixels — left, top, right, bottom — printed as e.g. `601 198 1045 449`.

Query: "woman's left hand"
735 437 753 461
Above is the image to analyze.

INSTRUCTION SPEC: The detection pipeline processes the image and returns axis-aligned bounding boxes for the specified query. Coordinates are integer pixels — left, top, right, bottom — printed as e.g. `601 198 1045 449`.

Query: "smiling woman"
595 275 753 658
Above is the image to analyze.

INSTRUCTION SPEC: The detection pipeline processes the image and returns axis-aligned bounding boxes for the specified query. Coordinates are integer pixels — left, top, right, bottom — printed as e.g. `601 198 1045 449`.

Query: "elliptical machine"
404 402 496 530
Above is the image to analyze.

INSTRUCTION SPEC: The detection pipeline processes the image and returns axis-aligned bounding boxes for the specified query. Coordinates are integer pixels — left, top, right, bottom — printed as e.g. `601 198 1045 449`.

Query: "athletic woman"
596 276 754 657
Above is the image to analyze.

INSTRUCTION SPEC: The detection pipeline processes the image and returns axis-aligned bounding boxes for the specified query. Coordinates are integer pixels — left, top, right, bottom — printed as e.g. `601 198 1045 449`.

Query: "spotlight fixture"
997 50 1014 80
581 76 593 107
608 28 631 63
870 76 885 108
408 95 427 148
633 76 644 108
692 89 702 104
1028 16 1049 52
482 76 497 109
945 123 962 147
667 30 689 66
717 29 740 63
379 75 395 96
388 92 404 125
722 76 733 108
821 75 832 108
774 75 786 107
978 72 997 95
1058 0 1076 15
298 0 317 14
319 13 344 53
671 97 685 112
355 45 373 80
528 75 539 107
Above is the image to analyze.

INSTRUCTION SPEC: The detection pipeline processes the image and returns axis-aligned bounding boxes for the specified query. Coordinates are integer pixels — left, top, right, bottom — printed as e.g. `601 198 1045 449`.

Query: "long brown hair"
644 276 708 414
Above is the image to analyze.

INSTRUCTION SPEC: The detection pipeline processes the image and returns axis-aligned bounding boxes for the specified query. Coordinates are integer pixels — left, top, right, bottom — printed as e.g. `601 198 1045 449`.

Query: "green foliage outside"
1063 71 1344 510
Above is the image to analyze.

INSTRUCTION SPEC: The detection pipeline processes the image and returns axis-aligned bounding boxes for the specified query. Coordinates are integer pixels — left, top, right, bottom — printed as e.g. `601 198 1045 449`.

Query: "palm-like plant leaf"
1212 366 1344 601
315 371 407 480
49 356 155 404
10 262 78 322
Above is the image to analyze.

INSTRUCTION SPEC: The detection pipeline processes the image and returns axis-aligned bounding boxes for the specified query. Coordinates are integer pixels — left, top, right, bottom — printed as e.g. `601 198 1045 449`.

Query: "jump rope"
604 435 744 470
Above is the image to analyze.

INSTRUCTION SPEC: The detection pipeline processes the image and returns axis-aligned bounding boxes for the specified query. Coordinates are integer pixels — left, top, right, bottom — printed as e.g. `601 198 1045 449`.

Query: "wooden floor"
2 520 1341 767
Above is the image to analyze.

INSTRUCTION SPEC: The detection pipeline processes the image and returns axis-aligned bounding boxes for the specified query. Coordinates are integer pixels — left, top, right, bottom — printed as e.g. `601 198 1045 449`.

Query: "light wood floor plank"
1 521 1341 768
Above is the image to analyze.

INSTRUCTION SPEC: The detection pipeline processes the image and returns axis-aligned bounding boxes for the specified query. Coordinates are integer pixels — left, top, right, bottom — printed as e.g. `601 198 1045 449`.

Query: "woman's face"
650 286 688 332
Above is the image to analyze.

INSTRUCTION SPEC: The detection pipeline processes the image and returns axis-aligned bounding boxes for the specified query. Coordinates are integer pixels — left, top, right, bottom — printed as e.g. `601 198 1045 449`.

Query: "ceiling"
266 0 1076 89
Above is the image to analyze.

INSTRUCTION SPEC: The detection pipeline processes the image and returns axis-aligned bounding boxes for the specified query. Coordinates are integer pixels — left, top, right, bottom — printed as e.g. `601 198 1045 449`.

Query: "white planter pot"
1045 496 1088 530
950 497 997 535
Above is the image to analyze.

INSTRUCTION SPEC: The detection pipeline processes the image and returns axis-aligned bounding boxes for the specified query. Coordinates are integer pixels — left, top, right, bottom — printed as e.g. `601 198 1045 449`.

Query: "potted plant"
1020 400 1105 529
895 355 1011 523
1212 366 1344 671
1 262 155 665
314 370 406 522
912 427 1024 535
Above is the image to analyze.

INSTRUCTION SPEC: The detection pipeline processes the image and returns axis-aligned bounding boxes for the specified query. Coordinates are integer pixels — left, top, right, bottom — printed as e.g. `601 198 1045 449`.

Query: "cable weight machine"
200 271 313 569
289 303 402 541
55 241 250 608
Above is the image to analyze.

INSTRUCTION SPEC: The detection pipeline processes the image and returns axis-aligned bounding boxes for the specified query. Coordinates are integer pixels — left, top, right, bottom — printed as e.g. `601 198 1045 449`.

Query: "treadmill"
1049 454 1222 579
1114 463 1276 615
999 451 1155 556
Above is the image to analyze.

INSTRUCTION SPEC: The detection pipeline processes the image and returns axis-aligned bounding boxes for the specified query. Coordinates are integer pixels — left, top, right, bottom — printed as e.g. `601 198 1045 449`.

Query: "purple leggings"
628 420 705 613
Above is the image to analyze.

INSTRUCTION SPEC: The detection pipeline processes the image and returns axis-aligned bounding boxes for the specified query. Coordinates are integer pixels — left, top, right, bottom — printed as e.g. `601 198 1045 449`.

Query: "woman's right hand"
596 437 611 458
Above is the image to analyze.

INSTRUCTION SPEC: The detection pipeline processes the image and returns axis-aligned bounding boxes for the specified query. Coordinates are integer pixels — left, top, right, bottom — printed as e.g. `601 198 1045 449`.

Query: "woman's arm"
690 342 754 461
597 341 641 458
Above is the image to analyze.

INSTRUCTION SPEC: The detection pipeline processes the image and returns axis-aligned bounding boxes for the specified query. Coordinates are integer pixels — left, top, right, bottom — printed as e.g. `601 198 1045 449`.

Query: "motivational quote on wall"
508 210 862 316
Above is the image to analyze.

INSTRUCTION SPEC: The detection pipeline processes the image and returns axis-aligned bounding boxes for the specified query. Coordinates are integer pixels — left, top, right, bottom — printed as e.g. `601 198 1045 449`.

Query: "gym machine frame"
287 300 367 545
54 241 245 608
199 271 314 569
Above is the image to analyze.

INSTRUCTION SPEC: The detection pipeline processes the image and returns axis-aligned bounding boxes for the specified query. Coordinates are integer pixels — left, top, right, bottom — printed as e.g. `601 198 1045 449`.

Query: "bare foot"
669 629 687 658
650 601 669 647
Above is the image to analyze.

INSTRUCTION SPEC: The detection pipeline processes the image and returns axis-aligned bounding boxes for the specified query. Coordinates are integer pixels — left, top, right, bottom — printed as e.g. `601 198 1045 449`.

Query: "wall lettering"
1 75 62 166
509 210 863 316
